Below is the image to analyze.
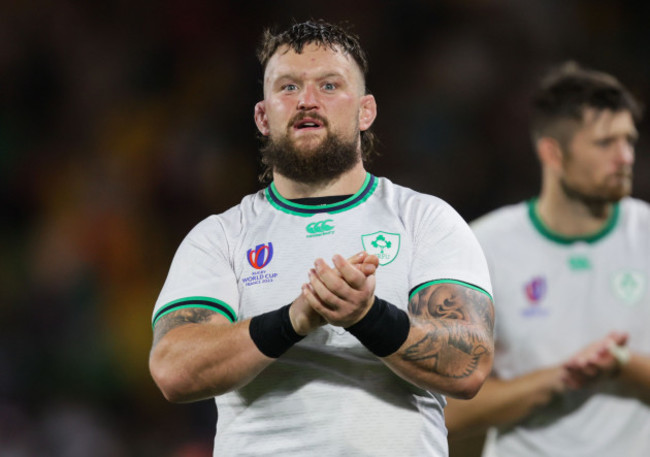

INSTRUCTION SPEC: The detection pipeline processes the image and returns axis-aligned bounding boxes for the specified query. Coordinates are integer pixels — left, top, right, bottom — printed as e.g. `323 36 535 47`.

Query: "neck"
536 184 615 237
271 162 368 199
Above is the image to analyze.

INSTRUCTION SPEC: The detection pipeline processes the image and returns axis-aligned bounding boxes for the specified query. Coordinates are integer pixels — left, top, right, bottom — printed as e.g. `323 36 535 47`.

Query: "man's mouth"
296 121 320 129
611 169 633 180
292 116 326 130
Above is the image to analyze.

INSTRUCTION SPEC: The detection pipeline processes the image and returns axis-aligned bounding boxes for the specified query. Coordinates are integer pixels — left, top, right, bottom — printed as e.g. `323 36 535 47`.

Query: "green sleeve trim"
152 296 237 329
409 279 493 302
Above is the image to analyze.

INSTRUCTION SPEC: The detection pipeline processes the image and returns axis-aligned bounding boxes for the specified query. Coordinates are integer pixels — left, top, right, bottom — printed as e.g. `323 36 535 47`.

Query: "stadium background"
1 1 649 455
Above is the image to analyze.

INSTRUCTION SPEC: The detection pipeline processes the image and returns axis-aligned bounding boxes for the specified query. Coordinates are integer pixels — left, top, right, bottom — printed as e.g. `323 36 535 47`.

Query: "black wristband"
345 297 410 357
249 304 305 358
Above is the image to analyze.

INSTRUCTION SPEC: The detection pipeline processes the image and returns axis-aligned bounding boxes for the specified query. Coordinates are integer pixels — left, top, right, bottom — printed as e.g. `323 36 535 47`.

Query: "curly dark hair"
530 61 643 147
256 20 377 183
257 19 369 78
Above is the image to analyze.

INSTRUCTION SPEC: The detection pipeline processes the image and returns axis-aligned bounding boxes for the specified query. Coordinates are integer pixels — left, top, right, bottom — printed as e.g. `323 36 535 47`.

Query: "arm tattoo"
404 283 495 379
152 308 217 347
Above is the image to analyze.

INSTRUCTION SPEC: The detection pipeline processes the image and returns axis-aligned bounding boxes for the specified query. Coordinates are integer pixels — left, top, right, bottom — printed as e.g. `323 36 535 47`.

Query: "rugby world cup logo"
247 242 274 269
521 276 549 317
525 276 546 304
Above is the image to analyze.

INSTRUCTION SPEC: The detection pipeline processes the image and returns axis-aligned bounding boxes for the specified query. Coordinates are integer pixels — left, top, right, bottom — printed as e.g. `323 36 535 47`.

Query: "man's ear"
536 137 564 172
359 94 377 131
254 101 270 136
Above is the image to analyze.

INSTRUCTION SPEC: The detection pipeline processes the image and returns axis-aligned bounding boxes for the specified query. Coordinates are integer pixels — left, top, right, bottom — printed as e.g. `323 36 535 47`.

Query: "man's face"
254 43 376 182
560 108 638 204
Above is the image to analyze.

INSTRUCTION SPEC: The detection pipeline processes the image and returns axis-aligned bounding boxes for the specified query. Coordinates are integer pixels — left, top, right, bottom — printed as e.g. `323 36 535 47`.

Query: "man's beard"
261 130 361 185
560 173 632 218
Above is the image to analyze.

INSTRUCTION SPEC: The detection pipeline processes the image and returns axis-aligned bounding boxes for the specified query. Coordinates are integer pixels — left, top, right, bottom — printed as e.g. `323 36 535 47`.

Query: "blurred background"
1 0 649 455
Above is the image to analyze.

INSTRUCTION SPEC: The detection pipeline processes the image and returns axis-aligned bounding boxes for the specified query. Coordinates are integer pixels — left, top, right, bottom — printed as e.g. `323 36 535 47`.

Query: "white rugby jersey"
153 173 492 457
473 198 650 457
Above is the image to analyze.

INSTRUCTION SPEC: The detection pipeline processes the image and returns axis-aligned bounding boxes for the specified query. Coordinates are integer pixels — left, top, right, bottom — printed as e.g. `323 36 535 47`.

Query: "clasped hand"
289 251 379 335
562 331 629 389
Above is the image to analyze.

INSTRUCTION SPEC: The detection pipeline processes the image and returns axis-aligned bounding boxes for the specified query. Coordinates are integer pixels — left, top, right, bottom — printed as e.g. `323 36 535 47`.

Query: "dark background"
2 1 649 455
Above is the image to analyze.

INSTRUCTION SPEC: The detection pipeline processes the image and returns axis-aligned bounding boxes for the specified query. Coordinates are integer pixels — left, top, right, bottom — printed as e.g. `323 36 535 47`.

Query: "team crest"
612 270 646 306
361 231 400 266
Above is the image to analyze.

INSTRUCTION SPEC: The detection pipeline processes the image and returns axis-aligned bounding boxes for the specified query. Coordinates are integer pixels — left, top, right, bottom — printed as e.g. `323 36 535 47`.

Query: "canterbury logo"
306 219 334 234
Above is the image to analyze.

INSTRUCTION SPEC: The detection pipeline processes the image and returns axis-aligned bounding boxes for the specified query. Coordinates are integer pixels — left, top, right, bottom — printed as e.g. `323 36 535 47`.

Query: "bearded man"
446 62 650 457
149 20 494 457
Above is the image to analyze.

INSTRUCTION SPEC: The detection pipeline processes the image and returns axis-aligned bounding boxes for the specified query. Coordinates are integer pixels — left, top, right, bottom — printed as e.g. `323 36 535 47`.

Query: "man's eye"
323 82 336 90
283 84 298 91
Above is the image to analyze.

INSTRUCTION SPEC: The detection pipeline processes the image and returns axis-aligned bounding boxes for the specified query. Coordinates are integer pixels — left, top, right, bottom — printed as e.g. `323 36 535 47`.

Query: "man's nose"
616 140 635 165
298 85 319 110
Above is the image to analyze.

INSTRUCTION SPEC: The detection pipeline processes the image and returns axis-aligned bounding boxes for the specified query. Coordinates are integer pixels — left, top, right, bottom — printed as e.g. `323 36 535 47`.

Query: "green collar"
265 173 378 217
527 198 620 245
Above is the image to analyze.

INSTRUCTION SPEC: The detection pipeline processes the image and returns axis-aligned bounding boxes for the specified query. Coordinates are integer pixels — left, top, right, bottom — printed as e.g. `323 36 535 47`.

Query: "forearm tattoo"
404 283 495 379
152 308 216 347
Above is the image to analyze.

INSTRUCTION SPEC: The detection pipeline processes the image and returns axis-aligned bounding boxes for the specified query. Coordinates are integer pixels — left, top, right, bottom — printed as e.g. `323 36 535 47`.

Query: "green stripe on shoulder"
409 279 493 301
152 296 237 329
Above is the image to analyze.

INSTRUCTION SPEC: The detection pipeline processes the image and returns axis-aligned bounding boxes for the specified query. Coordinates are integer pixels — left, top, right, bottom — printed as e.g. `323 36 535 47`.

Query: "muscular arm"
149 252 376 403
383 283 495 398
149 308 275 403
619 351 650 404
563 332 650 404
445 367 566 437
304 256 494 397
445 332 650 438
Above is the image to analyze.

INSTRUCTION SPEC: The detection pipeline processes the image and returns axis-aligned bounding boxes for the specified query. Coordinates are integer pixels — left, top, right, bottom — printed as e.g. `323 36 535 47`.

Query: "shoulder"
374 175 462 220
621 196 650 216
619 196 650 230
185 189 266 242
470 201 529 236
375 176 445 203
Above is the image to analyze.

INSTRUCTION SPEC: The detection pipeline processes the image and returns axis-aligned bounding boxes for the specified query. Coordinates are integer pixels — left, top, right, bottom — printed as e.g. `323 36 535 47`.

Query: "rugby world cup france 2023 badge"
242 242 278 287
361 231 401 266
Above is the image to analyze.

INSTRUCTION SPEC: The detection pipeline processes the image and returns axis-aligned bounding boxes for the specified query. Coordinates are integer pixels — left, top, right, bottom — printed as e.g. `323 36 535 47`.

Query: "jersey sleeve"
408 196 492 300
152 216 239 327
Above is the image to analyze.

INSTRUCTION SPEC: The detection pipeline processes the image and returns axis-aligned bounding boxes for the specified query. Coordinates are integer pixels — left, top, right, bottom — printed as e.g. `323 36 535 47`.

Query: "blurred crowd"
1 1 649 455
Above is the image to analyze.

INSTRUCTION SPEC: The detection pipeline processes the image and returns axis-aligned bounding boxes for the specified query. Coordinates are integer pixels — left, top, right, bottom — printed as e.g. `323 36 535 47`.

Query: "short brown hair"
531 61 643 147
257 19 369 79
